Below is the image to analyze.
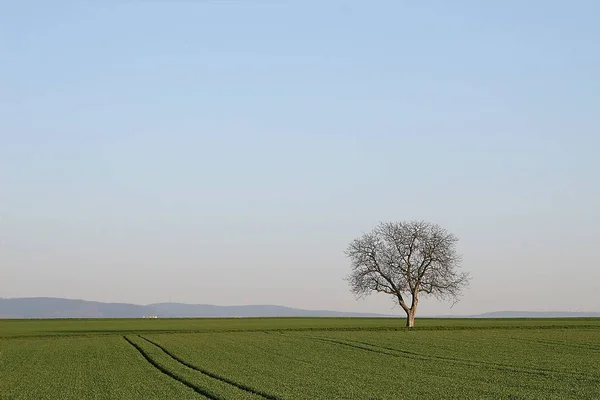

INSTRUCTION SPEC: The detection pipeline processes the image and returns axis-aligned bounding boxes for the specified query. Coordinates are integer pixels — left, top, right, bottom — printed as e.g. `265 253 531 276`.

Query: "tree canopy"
345 220 471 327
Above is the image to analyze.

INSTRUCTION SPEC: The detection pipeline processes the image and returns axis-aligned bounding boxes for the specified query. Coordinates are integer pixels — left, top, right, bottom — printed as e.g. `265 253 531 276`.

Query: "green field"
1 318 599 399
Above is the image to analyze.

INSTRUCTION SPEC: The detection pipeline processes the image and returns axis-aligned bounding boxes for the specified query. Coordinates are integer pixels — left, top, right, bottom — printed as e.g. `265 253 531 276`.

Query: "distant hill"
1 298 598 319
0 297 395 319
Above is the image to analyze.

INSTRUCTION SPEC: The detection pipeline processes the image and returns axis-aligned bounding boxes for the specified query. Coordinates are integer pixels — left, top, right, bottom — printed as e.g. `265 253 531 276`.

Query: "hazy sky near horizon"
1 1 599 316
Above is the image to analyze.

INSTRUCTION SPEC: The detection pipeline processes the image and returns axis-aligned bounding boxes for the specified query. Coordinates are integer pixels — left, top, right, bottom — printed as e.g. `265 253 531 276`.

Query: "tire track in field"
347 338 600 381
346 338 600 382
123 336 219 400
507 336 600 352
305 336 600 383
139 336 282 400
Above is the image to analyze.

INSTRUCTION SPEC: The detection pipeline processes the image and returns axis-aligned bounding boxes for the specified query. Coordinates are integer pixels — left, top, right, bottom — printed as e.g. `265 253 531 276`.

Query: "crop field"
1 318 599 399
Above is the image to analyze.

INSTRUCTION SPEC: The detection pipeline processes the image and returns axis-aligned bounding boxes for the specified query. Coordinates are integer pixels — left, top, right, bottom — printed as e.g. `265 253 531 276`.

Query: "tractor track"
303 335 600 383
123 336 220 400
138 336 282 400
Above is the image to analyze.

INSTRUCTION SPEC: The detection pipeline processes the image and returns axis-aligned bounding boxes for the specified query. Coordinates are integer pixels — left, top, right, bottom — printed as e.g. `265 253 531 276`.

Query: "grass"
0 336 198 400
1 318 599 399
2 317 599 338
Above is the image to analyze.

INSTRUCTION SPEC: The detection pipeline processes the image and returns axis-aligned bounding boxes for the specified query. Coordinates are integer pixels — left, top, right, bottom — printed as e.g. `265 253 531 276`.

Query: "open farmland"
1 318 599 399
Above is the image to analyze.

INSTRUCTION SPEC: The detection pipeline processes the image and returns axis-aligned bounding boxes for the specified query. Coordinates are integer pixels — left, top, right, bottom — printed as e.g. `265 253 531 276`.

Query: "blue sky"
1 1 599 315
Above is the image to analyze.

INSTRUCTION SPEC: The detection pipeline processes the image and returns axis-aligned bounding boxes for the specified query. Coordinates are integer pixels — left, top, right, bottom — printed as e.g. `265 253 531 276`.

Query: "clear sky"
1 1 599 316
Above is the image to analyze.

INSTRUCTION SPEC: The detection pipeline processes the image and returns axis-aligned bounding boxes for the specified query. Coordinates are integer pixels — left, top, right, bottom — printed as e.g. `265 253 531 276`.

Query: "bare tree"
345 220 470 327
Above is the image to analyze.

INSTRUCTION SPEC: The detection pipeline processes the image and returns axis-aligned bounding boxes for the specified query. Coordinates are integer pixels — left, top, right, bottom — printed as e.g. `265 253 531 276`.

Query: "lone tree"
345 220 470 327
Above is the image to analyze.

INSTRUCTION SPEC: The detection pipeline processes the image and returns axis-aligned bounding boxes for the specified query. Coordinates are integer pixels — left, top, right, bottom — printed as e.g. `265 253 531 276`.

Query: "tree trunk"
406 310 415 328
406 291 418 328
